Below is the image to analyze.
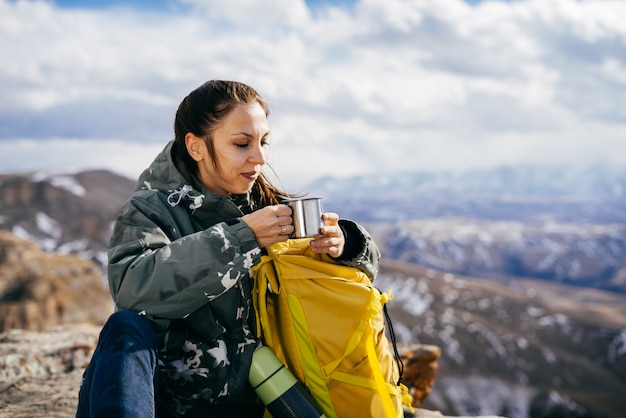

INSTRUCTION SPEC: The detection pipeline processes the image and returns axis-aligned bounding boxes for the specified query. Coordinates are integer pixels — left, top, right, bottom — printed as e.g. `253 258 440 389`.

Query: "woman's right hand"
242 204 293 248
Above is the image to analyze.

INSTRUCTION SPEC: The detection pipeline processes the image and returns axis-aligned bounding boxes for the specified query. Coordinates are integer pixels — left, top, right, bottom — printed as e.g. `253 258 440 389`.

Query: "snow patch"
36 212 62 239
57 239 89 254
608 329 626 363
11 225 32 240
31 171 86 197
542 390 586 415
429 375 536 418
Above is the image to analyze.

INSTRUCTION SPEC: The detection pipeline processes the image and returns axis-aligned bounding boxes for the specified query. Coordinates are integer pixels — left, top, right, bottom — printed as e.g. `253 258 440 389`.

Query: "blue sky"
53 0 358 8
53 0 505 10
52 0 503 9
1 0 625 189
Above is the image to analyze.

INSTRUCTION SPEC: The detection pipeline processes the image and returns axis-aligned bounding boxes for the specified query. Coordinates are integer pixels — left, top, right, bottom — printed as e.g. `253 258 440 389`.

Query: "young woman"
76 80 380 418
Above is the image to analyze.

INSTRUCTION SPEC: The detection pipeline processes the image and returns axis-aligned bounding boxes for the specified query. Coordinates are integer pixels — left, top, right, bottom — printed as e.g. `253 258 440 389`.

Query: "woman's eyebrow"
230 131 270 138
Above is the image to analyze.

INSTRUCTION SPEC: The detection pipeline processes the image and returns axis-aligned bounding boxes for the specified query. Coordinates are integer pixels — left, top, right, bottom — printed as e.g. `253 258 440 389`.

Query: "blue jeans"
76 310 168 418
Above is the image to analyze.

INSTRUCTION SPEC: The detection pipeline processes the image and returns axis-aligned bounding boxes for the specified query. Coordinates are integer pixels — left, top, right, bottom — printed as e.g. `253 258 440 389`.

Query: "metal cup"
284 197 324 238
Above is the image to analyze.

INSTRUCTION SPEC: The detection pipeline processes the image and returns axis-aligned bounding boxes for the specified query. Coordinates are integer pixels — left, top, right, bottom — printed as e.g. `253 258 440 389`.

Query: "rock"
0 231 113 332
399 343 441 408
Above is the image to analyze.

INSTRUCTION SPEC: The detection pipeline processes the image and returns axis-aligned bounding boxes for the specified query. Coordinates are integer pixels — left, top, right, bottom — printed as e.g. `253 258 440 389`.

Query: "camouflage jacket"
107 140 381 417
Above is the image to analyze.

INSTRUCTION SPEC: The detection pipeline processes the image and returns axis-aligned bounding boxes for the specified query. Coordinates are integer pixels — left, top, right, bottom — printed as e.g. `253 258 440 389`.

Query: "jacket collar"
136 140 255 221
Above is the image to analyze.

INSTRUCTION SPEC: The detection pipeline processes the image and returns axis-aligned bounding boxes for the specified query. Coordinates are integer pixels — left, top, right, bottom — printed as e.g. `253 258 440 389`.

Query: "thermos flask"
249 346 327 418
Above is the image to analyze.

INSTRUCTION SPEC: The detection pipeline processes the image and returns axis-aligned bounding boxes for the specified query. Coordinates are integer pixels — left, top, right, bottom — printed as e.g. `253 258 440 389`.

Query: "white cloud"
0 138 164 180
0 0 625 191
601 58 626 85
181 0 312 28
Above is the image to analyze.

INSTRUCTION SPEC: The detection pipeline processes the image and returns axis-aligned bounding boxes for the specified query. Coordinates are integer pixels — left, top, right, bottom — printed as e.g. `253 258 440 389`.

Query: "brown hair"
173 80 288 207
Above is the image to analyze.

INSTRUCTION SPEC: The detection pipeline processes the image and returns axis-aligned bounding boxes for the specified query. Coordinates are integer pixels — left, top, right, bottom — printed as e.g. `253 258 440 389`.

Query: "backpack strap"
252 255 277 343
287 294 338 418
380 289 414 414
365 325 401 418
380 289 405 385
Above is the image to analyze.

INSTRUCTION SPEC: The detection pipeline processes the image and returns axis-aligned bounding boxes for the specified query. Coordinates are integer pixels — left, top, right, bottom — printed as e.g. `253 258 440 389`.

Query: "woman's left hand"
310 212 344 258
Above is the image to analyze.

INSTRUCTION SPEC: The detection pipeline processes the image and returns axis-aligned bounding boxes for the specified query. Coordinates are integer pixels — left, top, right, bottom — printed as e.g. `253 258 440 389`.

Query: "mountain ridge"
309 164 626 199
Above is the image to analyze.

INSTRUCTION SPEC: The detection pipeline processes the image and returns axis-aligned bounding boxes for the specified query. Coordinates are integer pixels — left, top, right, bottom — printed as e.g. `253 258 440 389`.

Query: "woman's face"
187 102 270 196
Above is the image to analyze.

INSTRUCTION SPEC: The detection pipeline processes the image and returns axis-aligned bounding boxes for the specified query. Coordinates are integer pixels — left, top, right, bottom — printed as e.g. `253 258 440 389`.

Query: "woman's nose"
250 143 268 164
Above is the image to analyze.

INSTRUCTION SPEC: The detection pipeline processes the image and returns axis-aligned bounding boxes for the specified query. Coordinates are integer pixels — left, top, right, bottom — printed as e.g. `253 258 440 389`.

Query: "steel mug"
284 197 324 238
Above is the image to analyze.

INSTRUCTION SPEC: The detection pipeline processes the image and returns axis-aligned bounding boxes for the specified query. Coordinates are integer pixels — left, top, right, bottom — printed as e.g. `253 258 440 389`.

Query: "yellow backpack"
252 238 413 418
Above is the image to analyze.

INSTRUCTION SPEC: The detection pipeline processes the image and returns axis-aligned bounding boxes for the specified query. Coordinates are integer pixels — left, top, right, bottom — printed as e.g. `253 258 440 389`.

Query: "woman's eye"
235 140 269 148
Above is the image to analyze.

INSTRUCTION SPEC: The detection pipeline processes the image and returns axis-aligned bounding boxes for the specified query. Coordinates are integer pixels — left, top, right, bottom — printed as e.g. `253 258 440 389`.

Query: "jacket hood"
135 140 255 219
136 140 196 194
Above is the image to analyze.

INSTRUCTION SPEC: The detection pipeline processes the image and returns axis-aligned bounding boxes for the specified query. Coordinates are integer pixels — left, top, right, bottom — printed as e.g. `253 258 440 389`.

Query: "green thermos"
249 346 326 418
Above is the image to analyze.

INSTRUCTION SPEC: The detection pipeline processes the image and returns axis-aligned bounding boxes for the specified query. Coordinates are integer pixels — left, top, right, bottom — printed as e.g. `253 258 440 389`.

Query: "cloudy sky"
1 0 625 190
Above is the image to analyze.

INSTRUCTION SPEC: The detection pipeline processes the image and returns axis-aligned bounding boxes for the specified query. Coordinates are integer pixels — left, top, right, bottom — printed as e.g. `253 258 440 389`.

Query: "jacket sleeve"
107 193 261 320
331 219 381 281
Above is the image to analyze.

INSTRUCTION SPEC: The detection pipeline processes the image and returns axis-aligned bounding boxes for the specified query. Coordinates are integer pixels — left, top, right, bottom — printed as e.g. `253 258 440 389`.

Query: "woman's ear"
185 133 205 162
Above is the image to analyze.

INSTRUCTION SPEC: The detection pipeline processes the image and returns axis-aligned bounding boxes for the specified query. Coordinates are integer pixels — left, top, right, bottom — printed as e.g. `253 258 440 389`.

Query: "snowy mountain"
367 219 626 294
311 164 626 224
310 165 626 202
310 165 626 294
1 166 625 417
0 170 135 270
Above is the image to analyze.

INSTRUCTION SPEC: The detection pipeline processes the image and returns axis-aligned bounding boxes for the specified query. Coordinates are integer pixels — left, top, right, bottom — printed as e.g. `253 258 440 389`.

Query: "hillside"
366 219 626 294
377 260 626 418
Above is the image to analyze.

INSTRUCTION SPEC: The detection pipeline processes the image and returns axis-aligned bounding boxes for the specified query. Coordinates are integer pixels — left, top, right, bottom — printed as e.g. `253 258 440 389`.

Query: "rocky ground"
0 325 100 418
0 368 86 417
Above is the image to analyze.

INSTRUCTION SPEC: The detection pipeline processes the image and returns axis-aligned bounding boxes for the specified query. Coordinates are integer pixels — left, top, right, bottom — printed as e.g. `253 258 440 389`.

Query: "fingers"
274 204 293 237
242 204 293 248
273 204 293 217
320 212 339 227
278 223 293 237
243 207 345 254
318 212 340 236
311 212 344 257
310 236 345 258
